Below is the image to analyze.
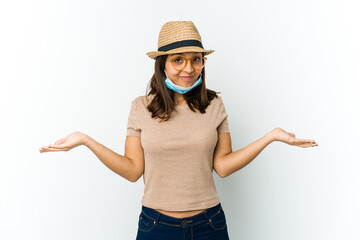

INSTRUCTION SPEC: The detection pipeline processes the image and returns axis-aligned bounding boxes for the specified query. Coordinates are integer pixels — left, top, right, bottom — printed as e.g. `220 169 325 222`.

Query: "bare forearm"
84 135 136 182
221 133 274 178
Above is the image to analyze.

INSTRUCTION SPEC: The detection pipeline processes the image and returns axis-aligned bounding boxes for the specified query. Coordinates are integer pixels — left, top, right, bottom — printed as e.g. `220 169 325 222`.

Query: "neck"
174 92 186 105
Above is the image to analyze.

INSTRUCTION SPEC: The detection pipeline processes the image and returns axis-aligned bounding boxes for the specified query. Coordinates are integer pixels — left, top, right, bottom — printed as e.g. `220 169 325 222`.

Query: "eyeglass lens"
171 56 205 70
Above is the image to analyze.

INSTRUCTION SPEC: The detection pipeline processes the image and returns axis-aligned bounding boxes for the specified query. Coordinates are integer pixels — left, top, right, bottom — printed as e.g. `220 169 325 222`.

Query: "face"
164 52 203 88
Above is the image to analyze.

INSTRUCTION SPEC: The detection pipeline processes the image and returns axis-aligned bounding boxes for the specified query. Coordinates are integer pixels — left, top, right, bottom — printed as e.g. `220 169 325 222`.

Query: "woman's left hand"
268 127 318 148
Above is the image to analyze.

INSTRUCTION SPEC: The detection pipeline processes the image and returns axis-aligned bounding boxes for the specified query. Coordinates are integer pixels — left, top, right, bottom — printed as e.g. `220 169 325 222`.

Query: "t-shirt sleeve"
126 99 141 137
217 96 230 134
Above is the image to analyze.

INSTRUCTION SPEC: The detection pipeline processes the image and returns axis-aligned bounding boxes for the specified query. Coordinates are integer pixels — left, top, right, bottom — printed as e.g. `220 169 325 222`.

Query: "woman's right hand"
39 131 89 153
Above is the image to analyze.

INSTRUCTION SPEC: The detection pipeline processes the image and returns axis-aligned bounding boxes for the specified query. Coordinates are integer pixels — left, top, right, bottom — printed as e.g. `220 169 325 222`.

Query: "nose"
183 60 194 73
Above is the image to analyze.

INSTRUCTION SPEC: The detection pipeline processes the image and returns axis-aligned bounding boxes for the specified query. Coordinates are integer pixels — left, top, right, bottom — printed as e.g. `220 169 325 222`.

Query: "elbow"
128 175 140 183
128 177 137 183
215 167 228 178
219 171 228 178
128 172 143 183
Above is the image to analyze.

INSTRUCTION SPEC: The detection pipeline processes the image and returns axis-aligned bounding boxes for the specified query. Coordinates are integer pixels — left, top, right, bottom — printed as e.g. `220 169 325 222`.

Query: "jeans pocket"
138 211 156 232
209 207 227 230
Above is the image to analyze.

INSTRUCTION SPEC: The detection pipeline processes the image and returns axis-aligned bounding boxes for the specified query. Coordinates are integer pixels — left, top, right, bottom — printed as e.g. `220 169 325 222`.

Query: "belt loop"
201 209 209 221
155 212 161 225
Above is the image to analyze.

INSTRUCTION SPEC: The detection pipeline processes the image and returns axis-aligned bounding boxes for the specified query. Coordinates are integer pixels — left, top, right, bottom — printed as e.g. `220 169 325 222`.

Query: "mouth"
180 76 194 81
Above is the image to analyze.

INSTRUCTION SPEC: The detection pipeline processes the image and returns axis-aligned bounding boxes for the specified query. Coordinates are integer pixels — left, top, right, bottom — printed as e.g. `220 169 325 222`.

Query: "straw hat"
146 21 214 59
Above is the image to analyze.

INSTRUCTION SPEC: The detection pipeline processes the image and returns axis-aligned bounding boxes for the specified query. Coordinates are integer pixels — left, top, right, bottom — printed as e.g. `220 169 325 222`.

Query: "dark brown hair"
145 54 220 121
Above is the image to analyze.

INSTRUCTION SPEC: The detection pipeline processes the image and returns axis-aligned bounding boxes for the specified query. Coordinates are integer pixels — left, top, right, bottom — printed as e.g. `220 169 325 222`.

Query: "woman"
39 21 318 240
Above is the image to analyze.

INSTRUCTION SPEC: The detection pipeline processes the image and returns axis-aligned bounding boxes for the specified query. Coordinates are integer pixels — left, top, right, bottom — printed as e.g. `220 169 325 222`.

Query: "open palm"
39 131 87 153
271 127 318 148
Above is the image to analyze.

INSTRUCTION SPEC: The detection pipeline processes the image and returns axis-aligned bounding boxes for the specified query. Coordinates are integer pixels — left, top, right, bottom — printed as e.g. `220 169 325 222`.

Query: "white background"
1 0 359 239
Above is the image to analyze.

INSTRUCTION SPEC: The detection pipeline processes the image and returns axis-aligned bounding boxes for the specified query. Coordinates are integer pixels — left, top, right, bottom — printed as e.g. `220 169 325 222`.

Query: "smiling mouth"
180 77 193 82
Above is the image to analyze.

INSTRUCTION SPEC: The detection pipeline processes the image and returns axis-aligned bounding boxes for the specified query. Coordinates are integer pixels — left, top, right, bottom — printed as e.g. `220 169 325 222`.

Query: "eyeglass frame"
166 55 207 71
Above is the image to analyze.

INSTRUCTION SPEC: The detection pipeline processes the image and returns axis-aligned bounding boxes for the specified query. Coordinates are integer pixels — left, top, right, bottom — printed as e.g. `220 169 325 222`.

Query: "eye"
173 57 183 63
192 57 202 62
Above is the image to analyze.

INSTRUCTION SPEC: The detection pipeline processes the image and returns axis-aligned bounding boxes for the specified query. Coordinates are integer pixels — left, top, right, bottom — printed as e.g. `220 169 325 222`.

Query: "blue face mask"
164 71 203 94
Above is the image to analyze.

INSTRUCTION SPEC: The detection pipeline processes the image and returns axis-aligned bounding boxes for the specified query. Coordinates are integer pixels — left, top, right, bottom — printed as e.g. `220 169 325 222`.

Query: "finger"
296 142 318 148
292 142 317 148
40 147 68 152
48 145 68 150
293 138 316 145
307 139 317 143
47 143 68 149
40 146 68 152
299 144 318 148
40 144 61 150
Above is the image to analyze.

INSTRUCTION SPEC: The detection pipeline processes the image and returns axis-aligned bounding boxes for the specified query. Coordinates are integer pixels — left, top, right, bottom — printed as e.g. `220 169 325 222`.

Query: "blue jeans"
136 203 230 240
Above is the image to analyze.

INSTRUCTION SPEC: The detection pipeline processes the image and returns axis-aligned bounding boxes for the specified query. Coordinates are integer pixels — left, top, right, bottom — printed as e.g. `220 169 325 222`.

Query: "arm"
39 131 144 182
213 132 273 178
84 135 144 183
213 127 318 178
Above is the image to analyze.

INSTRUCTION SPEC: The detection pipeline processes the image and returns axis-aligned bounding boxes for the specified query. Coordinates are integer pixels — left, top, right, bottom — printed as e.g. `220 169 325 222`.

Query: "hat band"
158 39 203 52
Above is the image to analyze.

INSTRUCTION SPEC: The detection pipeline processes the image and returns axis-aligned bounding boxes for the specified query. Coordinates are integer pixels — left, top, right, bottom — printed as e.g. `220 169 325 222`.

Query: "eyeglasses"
167 56 207 71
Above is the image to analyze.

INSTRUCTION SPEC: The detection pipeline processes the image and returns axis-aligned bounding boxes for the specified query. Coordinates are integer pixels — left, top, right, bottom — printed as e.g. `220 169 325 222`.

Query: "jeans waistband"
140 203 222 228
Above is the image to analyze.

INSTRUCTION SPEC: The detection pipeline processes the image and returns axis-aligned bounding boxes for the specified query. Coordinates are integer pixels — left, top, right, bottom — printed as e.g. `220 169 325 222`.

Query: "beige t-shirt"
126 94 230 211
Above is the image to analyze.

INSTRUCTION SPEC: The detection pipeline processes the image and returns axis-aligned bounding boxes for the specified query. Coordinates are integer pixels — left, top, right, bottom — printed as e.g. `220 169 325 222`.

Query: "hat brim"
146 46 214 59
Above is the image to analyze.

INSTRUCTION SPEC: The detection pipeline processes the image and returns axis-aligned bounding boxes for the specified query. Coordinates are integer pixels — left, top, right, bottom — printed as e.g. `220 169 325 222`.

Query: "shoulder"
209 94 225 107
209 94 228 118
214 94 224 102
131 94 154 107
